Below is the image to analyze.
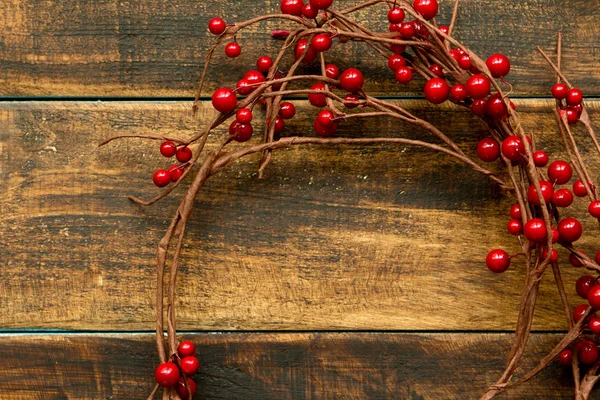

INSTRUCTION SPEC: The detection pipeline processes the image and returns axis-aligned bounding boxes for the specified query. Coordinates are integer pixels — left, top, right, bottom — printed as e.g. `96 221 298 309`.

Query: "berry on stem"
577 275 596 299
573 304 591 323
510 203 522 220
236 108 253 124
295 38 317 63
325 64 339 79
388 54 406 71
551 83 568 100
308 83 327 107
476 138 500 162
486 53 511 78
160 141 177 158
558 349 572 366
589 200 600 218
309 0 333 10
312 33 333 52
532 150 549 167
567 88 583 106
256 56 273 73
471 99 487 116
317 110 335 127
212 88 238 114
314 119 338 137
423 78 449 104
547 160 572 185
181 356 200 375
176 147 193 163
279 102 296 119
388 7 405 24
569 251 587 268
558 217 582 243
208 18 226 35
466 74 491 99
399 22 415 39
340 68 365 93
501 136 524 162
523 218 547 243
155 362 180 387
458 54 471 70
395 67 413 84
153 170 171 188
225 42 241 58
486 249 510 273
178 340 195 357
343 94 360 109
429 63 444 77
302 3 318 18
280 0 304 16
578 340 599 365
450 83 467 102
552 188 574 208
526 180 554 206
176 378 197 399
413 0 439 20
486 94 508 119
507 219 522 236
168 165 184 182
573 180 593 197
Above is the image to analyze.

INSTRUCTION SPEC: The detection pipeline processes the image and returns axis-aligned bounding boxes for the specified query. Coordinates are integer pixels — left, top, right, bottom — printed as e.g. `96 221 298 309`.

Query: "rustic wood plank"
1 100 599 330
0 0 599 96
0 332 591 399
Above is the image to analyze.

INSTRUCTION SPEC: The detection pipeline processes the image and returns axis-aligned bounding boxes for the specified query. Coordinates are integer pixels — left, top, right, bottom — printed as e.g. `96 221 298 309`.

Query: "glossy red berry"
532 150 549 167
178 340 195 357
176 378 197 399
507 219 522 236
343 94 360 109
551 83 568 100
457 54 471 70
325 64 339 79
558 349 572 366
471 99 487 116
551 227 560 243
486 249 510 273
181 356 200 375
423 78 449 104
450 84 467 102
573 304 591 324
395 67 413 84
541 247 559 263
160 141 177 158
309 0 333 10
225 42 241 58
558 217 582 243
577 275 596 299
308 83 327 107
567 88 583 106
312 33 332 52
501 136 524 162
271 116 285 134
449 47 463 61
524 218 547 243
486 94 508 119
302 3 318 18
466 74 491 99
280 0 304 15
295 38 317 63
314 119 338 137
565 107 580 124
212 88 237 114
476 138 500 162
527 180 554 206
236 108 253 124
236 79 253 96
317 110 335 127
388 7 405 23
229 121 253 142
153 170 171 188
510 203 522 220
388 54 406 71
244 70 265 86
208 18 226 35
438 25 449 35
486 53 511 78
569 251 586 268
176 147 193 163
279 102 296 119
589 200 600 218
256 56 273 73
573 180 592 197
547 160 572 184
340 68 364 93
552 188 574 208
429 64 444 78
579 340 599 365
399 22 415 39
413 21 430 38
590 317 600 334
168 165 184 182
413 0 438 20
155 361 180 387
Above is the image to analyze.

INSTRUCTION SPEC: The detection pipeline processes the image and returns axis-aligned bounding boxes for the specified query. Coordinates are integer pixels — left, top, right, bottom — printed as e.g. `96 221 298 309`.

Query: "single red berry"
395 67 413 84
155 361 180 387
256 56 273 73
343 94 360 109
236 108 253 124
567 88 583 106
577 275 596 299
390 41 406 55
229 121 254 142
558 217 582 243
589 200 600 218
388 54 406 71
280 0 304 15
160 141 177 158
399 22 415 39
181 356 200 375
569 251 587 268
551 227 559 243
236 79 253 96
429 64 444 78
311 33 332 52
573 180 593 197
438 25 449 35
225 42 241 58
178 341 196 357
388 7 405 23
457 54 471 70
314 119 338 137
176 378 197 399
168 165 184 182
590 317 600 334
471 99 487 116
486 53 511 78
325 64 339 79
510 203 522 220
423 78 449 104
208 18 226 35
340 68 365 93
309 0 333 10
279 102 296 119
212 88 237 114
565 107 580 125
295 38 317 63
244 70 265 86
558 349 573 366
578 340 599 365
308 83 327 107
449 48 463 61
551 83 568 100
450 84 467 102
573 304 591 323
153 170 171 188
552 188 574 208
270 116 285 134
176 147 193 163
486 94 508 119
466 74 491 99
541 247 559 263
547 160 573 185
527 180 554 206
532 150 549 167
413 0 438 20
507 219 522 236
413 21 430 38
302 3 318 18
476 138 500 162
501 136 524 162
523 218 547 243
317 110 335 127
486 249 510 273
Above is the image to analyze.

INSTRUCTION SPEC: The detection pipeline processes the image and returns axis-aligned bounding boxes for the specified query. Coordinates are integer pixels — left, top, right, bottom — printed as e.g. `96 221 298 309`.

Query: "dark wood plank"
0 332 591 399
0 0 599 96
1 100 599 330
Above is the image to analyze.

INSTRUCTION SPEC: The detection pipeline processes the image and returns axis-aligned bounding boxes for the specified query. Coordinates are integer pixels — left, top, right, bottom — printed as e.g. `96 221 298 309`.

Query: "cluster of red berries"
152 142 192 187
154 340 200 398
552 83 584 124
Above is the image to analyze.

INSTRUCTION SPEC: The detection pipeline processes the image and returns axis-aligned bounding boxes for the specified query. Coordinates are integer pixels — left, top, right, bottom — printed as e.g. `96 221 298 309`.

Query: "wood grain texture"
0 332 593 399
1 0 599 96
1 99 599 331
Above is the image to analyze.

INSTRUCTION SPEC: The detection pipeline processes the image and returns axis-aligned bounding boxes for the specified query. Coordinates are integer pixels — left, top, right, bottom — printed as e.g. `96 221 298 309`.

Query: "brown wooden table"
1 0 599 398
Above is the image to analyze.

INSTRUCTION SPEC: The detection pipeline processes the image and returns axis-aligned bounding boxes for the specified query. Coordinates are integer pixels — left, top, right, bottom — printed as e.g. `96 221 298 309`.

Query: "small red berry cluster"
152 142 193 187
154 340 200 399
552 83 584 125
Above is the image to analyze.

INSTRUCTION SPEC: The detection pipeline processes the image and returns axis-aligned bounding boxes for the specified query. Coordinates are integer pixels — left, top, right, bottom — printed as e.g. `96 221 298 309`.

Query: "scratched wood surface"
1 99 599 331
0 0 599 96
0 332 591 399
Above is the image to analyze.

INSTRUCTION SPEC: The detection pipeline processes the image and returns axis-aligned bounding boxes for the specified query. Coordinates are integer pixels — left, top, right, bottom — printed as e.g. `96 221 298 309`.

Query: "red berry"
573 180 593 197
551 83 568 100
399 22 415 39
178 340 195 357
547 160 572 184
486 94 508 119
577 275 596 299
153 170 171 188
558 349 572 366
438 25 449 35
423 78 449 104
390 41 406 55
429 63 444 78
532 150 549 167
486 249 510 273
208 18 226 35
155 362 180 387
309 0 333 10
449 48 463 61
527 180 554 206
340 68 364 93
507 219 522 236
457 54 471 70
176 378 197 399
471 99 487 116
181 356 200 375
551 227 560 243
501 136 524 162
570 251 587 268
325 64 339 79
395 67 413 84
466 74 491 99
302 3 318 18
279 102 296 119
212 88 237 114
541 247 559 263
236 108 253 124
270 116 285 134
413 21 430 38
388 54 406 71
573 304 591 324
176 147 193 163
476 138 500 162
450 84 467 102
589 200 600 218
578 340 599 365
343 94 360 109
552 188 574 208
225 42 241 58
244 70 265 86
590 317 600 334
236 79 253 96
295 38 317 63
565 107 580 124
160 141 177 158
308 83 327 107
413 0 438 20
168 165 184 182
558 217 582 243
313 119 338 137
317 110 335 127
486 53 511 78
229 121 254 142
312 33 332 52
280 0 304 15
256 56 273 73
388 7 405 23
567 88 583 106
524 218 547 243
510 204 522 220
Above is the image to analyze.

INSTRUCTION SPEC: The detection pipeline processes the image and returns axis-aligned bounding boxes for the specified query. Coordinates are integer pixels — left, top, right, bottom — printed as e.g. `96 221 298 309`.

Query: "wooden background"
1 0 600 398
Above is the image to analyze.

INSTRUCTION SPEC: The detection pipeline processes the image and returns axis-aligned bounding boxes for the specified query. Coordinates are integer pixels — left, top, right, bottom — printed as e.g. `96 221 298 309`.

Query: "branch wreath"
100 0 600 398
